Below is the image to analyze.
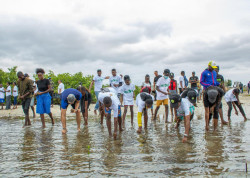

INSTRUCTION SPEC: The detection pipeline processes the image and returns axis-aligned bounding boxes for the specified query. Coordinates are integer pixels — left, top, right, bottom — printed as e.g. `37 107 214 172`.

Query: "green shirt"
17 78 34 99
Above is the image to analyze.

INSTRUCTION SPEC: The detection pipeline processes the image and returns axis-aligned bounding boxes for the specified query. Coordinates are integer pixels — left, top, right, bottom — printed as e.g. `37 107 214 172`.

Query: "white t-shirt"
136 93 154 112
58 83 65 94
156 76 170 100
179 76 185 88
109 75 122 93
224 89 237 102
13 86 18 97
141 82 151 88
0 87 5 99
34 83 38 94
98 92 121 117
120 83 135 104
6 86 11 96
177 98 193 117
93 75 105 91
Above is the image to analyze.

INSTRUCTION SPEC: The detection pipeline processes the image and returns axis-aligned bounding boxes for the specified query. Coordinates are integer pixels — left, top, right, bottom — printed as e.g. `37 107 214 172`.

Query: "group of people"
0 61 248 143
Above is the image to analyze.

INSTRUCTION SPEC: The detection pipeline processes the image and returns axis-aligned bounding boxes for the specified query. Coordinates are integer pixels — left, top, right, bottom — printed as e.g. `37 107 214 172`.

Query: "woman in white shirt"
12 82 18 109
5 82 12 110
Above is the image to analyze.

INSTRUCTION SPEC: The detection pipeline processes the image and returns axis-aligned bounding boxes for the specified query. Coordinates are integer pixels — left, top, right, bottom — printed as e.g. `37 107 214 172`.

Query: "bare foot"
62 128 67 134
33 115 36 118
137 127 142 134
94 110 97 115
205 126 209 131
77 128 81 132
113 132 117 139
222 120 228 125
182 137 188 143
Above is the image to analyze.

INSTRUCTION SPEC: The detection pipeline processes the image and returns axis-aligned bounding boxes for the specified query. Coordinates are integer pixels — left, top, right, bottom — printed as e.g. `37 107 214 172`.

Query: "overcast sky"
0 0 250 85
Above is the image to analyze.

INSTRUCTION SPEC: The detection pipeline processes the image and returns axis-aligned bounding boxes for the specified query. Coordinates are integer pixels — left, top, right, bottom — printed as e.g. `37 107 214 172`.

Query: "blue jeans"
14 96 18 105
95 91 100 110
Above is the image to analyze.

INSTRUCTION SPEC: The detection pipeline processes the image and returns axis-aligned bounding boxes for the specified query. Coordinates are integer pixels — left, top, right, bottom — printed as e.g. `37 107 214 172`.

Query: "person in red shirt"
168 73 178 119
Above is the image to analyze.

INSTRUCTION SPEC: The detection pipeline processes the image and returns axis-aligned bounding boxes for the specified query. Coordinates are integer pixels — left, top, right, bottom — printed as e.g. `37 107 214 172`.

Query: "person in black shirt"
48 77 54 107
35 68 54 128
215 66 228 125
77 86 92 125
189 71 199 89
203 86 224 131
153 71 162 101
239 82 243 94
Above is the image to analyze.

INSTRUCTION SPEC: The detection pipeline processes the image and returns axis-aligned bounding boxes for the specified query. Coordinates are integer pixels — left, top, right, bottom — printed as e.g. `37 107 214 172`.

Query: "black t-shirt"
154 75 162 83
216 74 224 88
37 79 50 92
189 76 199 88
204 86 224 107
82 91 92 101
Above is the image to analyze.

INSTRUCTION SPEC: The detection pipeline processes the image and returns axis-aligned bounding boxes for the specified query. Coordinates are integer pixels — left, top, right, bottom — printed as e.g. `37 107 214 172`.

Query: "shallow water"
0 113 250 177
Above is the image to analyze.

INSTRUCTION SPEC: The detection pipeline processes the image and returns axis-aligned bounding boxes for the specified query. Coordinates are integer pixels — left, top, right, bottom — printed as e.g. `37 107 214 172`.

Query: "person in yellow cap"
200 61 220 89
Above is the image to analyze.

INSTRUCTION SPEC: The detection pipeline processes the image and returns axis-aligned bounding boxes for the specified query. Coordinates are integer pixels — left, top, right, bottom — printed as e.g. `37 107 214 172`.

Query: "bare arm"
156 85 168 95
89 80 94 91
85 101 88 118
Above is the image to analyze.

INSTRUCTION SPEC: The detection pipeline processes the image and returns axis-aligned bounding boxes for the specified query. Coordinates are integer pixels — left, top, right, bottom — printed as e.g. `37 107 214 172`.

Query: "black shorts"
204 98 219 119
22 98 31 115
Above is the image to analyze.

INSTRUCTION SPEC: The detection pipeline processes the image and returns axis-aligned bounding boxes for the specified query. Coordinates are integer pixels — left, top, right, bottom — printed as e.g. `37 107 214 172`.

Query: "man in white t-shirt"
12 82 18 109
0 84 5 110
5 82 12 110
89 69 110 115
58 80 65 94
154 69 171 123
179 71 186 94
225 88 247 122
109 69 122 98
98 90 122 139
120 75 135 128
170 94 195 143
136 92 154 133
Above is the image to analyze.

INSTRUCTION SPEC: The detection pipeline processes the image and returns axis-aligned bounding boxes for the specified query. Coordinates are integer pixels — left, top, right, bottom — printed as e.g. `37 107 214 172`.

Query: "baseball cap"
187 90 197 104
169 72 174 77
169 94 181 109
208 61 217 69
124 75 130 81
164 69 170 74
207 89 218 103
67 94 76 104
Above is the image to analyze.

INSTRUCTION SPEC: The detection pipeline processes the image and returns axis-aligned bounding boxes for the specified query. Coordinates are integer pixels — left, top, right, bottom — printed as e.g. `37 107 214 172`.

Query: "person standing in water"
178 71 186 94
60 88 82 133
136 92 154 133
203 86 224 131
168 72 178 119
154 69 170 123
224 88 247 122
153 71 162 101
17 71 33 127
109 69 122 98
98 89 122 138
24 73 36 118
12 82 18 109
200 61 220 89
77 86 92 125
35 68 54 128
120 75 135 128
214 66 228 125
248 81 250 94
89 69 110 115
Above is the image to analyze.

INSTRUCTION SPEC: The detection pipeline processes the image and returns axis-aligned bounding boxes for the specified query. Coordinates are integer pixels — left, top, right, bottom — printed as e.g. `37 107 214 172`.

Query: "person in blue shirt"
60 88 82 134
200 61 220 89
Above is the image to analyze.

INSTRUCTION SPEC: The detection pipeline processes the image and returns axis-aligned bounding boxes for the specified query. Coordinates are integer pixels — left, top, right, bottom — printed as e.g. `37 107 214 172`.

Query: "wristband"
184 134 188 137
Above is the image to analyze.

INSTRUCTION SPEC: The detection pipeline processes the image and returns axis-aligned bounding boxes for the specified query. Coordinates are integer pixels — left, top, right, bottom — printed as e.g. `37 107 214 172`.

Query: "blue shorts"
105 105 122 117
0 98 4 103
36 93 51 114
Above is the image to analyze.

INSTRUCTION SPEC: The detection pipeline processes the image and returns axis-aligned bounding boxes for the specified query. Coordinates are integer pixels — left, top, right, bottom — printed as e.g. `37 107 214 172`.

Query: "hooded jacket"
200 69 219 89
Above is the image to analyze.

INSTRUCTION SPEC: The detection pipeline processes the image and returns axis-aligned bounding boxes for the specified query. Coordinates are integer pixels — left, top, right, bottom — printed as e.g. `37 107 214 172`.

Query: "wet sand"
0 94 250 177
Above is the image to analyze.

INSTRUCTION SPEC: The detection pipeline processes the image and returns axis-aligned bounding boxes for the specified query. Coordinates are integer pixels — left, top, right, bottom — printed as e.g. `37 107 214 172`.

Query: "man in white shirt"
154 69 171 123
136 92 154 133
0 84 5 110
98 90 122 139
89 69 110 115
5 82 12 110
58 80 65 94
120 75 135 127
109 69 122 98
179 71 186 94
